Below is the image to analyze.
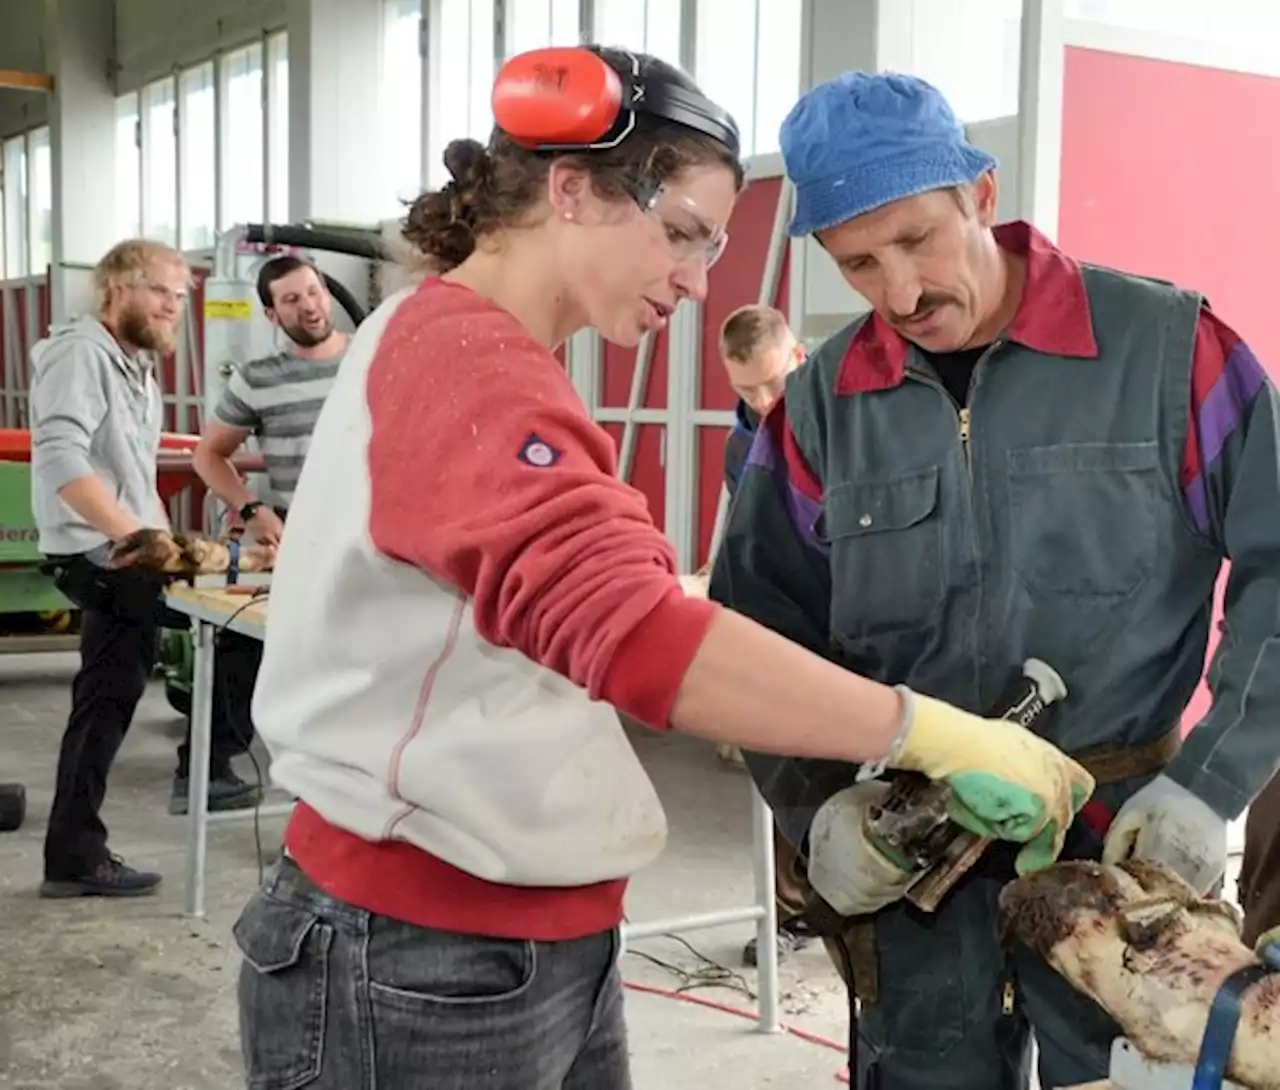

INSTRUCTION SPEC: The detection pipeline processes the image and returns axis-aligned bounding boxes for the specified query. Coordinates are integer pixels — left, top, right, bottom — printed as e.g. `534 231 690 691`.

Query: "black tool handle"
988 658 1068 727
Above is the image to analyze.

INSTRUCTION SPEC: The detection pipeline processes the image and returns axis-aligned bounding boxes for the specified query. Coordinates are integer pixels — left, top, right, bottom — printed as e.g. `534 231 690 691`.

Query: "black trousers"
42 555 261 879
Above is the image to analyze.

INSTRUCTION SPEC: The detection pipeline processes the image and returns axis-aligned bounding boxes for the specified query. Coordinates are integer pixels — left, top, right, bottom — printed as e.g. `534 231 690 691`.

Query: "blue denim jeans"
233 857 631 1089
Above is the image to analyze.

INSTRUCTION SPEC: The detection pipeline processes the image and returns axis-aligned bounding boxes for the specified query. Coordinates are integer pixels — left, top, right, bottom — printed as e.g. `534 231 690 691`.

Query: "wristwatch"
240 500 265 522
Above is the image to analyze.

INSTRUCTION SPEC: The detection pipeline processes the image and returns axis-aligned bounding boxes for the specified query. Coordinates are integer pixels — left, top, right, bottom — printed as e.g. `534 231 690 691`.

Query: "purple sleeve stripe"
1196 341 1267 472
744 424 828 555
1182 341 1267 537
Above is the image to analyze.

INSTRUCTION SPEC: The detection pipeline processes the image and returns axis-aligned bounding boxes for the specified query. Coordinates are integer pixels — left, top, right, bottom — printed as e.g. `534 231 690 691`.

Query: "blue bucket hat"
780 71 997 238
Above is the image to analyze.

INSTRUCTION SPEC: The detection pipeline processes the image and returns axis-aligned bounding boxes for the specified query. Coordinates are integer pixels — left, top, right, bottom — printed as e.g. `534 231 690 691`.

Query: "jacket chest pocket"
822 467 945 638
1007 441 1161 601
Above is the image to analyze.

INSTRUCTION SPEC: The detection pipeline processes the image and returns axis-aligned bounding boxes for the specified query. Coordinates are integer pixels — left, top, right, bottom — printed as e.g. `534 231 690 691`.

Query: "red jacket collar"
834 221 1099 396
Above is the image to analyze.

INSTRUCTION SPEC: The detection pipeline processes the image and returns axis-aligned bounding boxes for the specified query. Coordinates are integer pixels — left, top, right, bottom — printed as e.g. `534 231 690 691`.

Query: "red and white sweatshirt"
253 278 719 942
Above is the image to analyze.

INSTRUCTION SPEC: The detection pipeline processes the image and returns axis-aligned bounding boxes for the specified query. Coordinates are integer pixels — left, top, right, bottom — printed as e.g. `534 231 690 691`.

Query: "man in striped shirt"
185 257 346 812
194 255 347 541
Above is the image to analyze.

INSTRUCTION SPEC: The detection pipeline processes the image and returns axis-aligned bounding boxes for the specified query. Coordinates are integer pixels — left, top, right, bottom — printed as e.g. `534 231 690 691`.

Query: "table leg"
184 619 215 919
750 783 780 1033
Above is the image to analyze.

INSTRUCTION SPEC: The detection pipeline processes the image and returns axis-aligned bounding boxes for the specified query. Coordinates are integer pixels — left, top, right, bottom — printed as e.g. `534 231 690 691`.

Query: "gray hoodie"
29 317 167 558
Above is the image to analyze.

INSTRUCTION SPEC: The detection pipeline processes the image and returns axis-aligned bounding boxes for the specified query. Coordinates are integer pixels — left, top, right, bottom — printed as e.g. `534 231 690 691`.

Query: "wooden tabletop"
165 583 270 635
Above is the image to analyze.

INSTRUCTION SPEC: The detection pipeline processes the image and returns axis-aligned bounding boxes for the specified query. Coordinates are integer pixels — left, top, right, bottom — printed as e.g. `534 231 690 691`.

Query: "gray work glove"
807 780 916 917
1102 774 1228 894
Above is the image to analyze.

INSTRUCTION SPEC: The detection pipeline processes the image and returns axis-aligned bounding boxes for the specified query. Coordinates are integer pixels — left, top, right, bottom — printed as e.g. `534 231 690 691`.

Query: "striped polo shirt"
211 349 344 508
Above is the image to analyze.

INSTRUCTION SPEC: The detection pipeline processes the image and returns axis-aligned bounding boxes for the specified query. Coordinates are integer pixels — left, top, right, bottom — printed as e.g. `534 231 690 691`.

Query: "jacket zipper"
955 339 1003 478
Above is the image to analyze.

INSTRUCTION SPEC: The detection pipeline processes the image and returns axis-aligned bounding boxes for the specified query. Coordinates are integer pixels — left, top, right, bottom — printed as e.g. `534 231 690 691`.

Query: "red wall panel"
1058 46 1280 733
1060 47 1280 367
601 422 666 532
591 174 788 560
602 327 668 409
693 175 788 567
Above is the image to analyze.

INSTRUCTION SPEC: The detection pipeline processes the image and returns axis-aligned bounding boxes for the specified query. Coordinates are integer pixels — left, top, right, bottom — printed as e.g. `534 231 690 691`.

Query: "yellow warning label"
204 299 253 320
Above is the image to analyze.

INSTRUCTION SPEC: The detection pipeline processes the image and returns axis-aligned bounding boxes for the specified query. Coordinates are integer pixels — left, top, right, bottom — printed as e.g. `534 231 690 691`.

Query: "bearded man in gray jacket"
31 238 258 898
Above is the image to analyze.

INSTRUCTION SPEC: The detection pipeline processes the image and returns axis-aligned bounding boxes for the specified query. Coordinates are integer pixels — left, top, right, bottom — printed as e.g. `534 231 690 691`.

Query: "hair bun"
443 138 492 190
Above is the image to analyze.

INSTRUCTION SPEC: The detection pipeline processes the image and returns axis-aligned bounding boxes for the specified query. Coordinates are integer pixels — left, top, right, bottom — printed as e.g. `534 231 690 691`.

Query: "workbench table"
163 579 783 1033
164 582 291 921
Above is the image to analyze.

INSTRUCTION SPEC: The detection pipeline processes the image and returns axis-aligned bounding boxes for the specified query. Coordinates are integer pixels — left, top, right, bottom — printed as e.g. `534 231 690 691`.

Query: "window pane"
595 0 645 49
594 0 683 64
1064 0 1207 35
115 94 141 239
643 0 683 69
2 137 28 277
507 0 582 55
550 0 579 45
222 43 265 229
428 0 496 189
381 1 422 210
909 0 1021 123
268 33 290 224
753 0 801 155
696 0 757 154
468 0 496 138
1065 0 1280 47
28 127 52 275
179 64 216 250
141 77 177 245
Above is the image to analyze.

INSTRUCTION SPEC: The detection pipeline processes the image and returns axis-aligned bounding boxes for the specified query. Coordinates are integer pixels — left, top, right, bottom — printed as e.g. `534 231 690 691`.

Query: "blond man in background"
31 239 257 899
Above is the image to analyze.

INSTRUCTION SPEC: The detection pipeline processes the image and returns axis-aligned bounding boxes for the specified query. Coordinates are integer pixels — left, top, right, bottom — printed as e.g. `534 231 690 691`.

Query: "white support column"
665 300 701 572
566 328 600 412
43 0 118 323
1017 0 1066 239
285 0 388 223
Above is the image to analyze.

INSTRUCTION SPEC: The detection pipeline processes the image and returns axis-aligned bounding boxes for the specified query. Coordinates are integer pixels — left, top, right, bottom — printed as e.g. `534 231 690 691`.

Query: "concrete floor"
0 649 850 1090
0 648 1253 1090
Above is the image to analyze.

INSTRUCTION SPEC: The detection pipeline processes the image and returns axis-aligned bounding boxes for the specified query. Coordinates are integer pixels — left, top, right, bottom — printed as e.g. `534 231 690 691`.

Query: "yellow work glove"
886 687 1096 876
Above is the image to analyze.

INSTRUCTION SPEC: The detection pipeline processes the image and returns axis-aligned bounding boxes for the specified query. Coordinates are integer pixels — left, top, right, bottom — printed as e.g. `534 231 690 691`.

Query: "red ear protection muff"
491 46 740 158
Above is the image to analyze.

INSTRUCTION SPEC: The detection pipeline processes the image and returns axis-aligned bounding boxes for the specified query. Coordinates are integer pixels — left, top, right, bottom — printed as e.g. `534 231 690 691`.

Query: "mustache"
887 294 955 325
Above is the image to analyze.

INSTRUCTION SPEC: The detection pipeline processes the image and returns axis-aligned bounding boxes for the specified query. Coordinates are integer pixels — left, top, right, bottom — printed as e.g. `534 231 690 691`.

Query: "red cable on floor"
622 979 852 1084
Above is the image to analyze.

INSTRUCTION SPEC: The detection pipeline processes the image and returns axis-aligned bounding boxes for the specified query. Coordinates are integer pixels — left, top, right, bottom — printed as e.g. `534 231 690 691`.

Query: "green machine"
0 455 191 713
0 459 74 627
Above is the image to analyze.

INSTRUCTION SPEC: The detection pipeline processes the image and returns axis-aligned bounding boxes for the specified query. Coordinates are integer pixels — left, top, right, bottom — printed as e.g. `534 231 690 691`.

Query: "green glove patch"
944 772 1046 841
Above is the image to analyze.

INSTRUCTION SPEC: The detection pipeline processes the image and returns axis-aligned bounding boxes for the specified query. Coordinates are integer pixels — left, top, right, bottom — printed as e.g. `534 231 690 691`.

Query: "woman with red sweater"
232 46 1093 1089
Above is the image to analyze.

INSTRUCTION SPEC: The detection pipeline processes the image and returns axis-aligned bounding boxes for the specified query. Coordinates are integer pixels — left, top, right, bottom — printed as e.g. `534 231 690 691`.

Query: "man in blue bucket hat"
710 70 1280 1089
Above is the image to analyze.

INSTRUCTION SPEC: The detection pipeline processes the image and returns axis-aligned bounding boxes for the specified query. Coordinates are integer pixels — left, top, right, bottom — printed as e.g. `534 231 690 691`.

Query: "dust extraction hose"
242 223 389 327
242 223 389 263
320 273 366 327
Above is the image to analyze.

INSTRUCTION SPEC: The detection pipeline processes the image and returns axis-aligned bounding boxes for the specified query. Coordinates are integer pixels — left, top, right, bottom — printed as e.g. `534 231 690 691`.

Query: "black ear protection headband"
491 46 741 159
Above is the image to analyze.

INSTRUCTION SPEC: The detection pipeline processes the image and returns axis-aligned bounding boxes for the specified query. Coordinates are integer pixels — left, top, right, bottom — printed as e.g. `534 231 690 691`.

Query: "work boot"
168 766 262 816
40 854 163 899
742 918 815 967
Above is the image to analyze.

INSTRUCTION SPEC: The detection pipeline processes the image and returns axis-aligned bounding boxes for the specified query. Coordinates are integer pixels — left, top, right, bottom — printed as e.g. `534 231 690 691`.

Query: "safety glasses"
639 185 730 269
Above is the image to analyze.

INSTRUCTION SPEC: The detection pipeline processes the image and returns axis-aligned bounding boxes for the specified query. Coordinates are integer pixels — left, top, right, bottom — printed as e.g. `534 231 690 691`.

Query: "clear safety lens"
643 187 730 269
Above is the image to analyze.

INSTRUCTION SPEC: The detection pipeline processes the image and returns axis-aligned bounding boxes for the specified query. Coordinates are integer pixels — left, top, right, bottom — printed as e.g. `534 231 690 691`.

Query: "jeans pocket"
234 892 333 1090
366 919 538 1009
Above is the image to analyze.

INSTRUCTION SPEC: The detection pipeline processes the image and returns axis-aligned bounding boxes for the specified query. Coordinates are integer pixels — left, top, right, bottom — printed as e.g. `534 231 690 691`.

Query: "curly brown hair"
402 48 744 273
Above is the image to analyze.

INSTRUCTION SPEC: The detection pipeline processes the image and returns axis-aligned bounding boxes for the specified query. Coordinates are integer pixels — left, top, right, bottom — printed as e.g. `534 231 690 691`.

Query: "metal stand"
619 785 779 1033
179 605 292 919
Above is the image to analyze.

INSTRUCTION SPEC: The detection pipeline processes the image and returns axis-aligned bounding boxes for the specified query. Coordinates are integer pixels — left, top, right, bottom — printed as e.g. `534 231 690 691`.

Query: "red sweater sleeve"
365 282 717 727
